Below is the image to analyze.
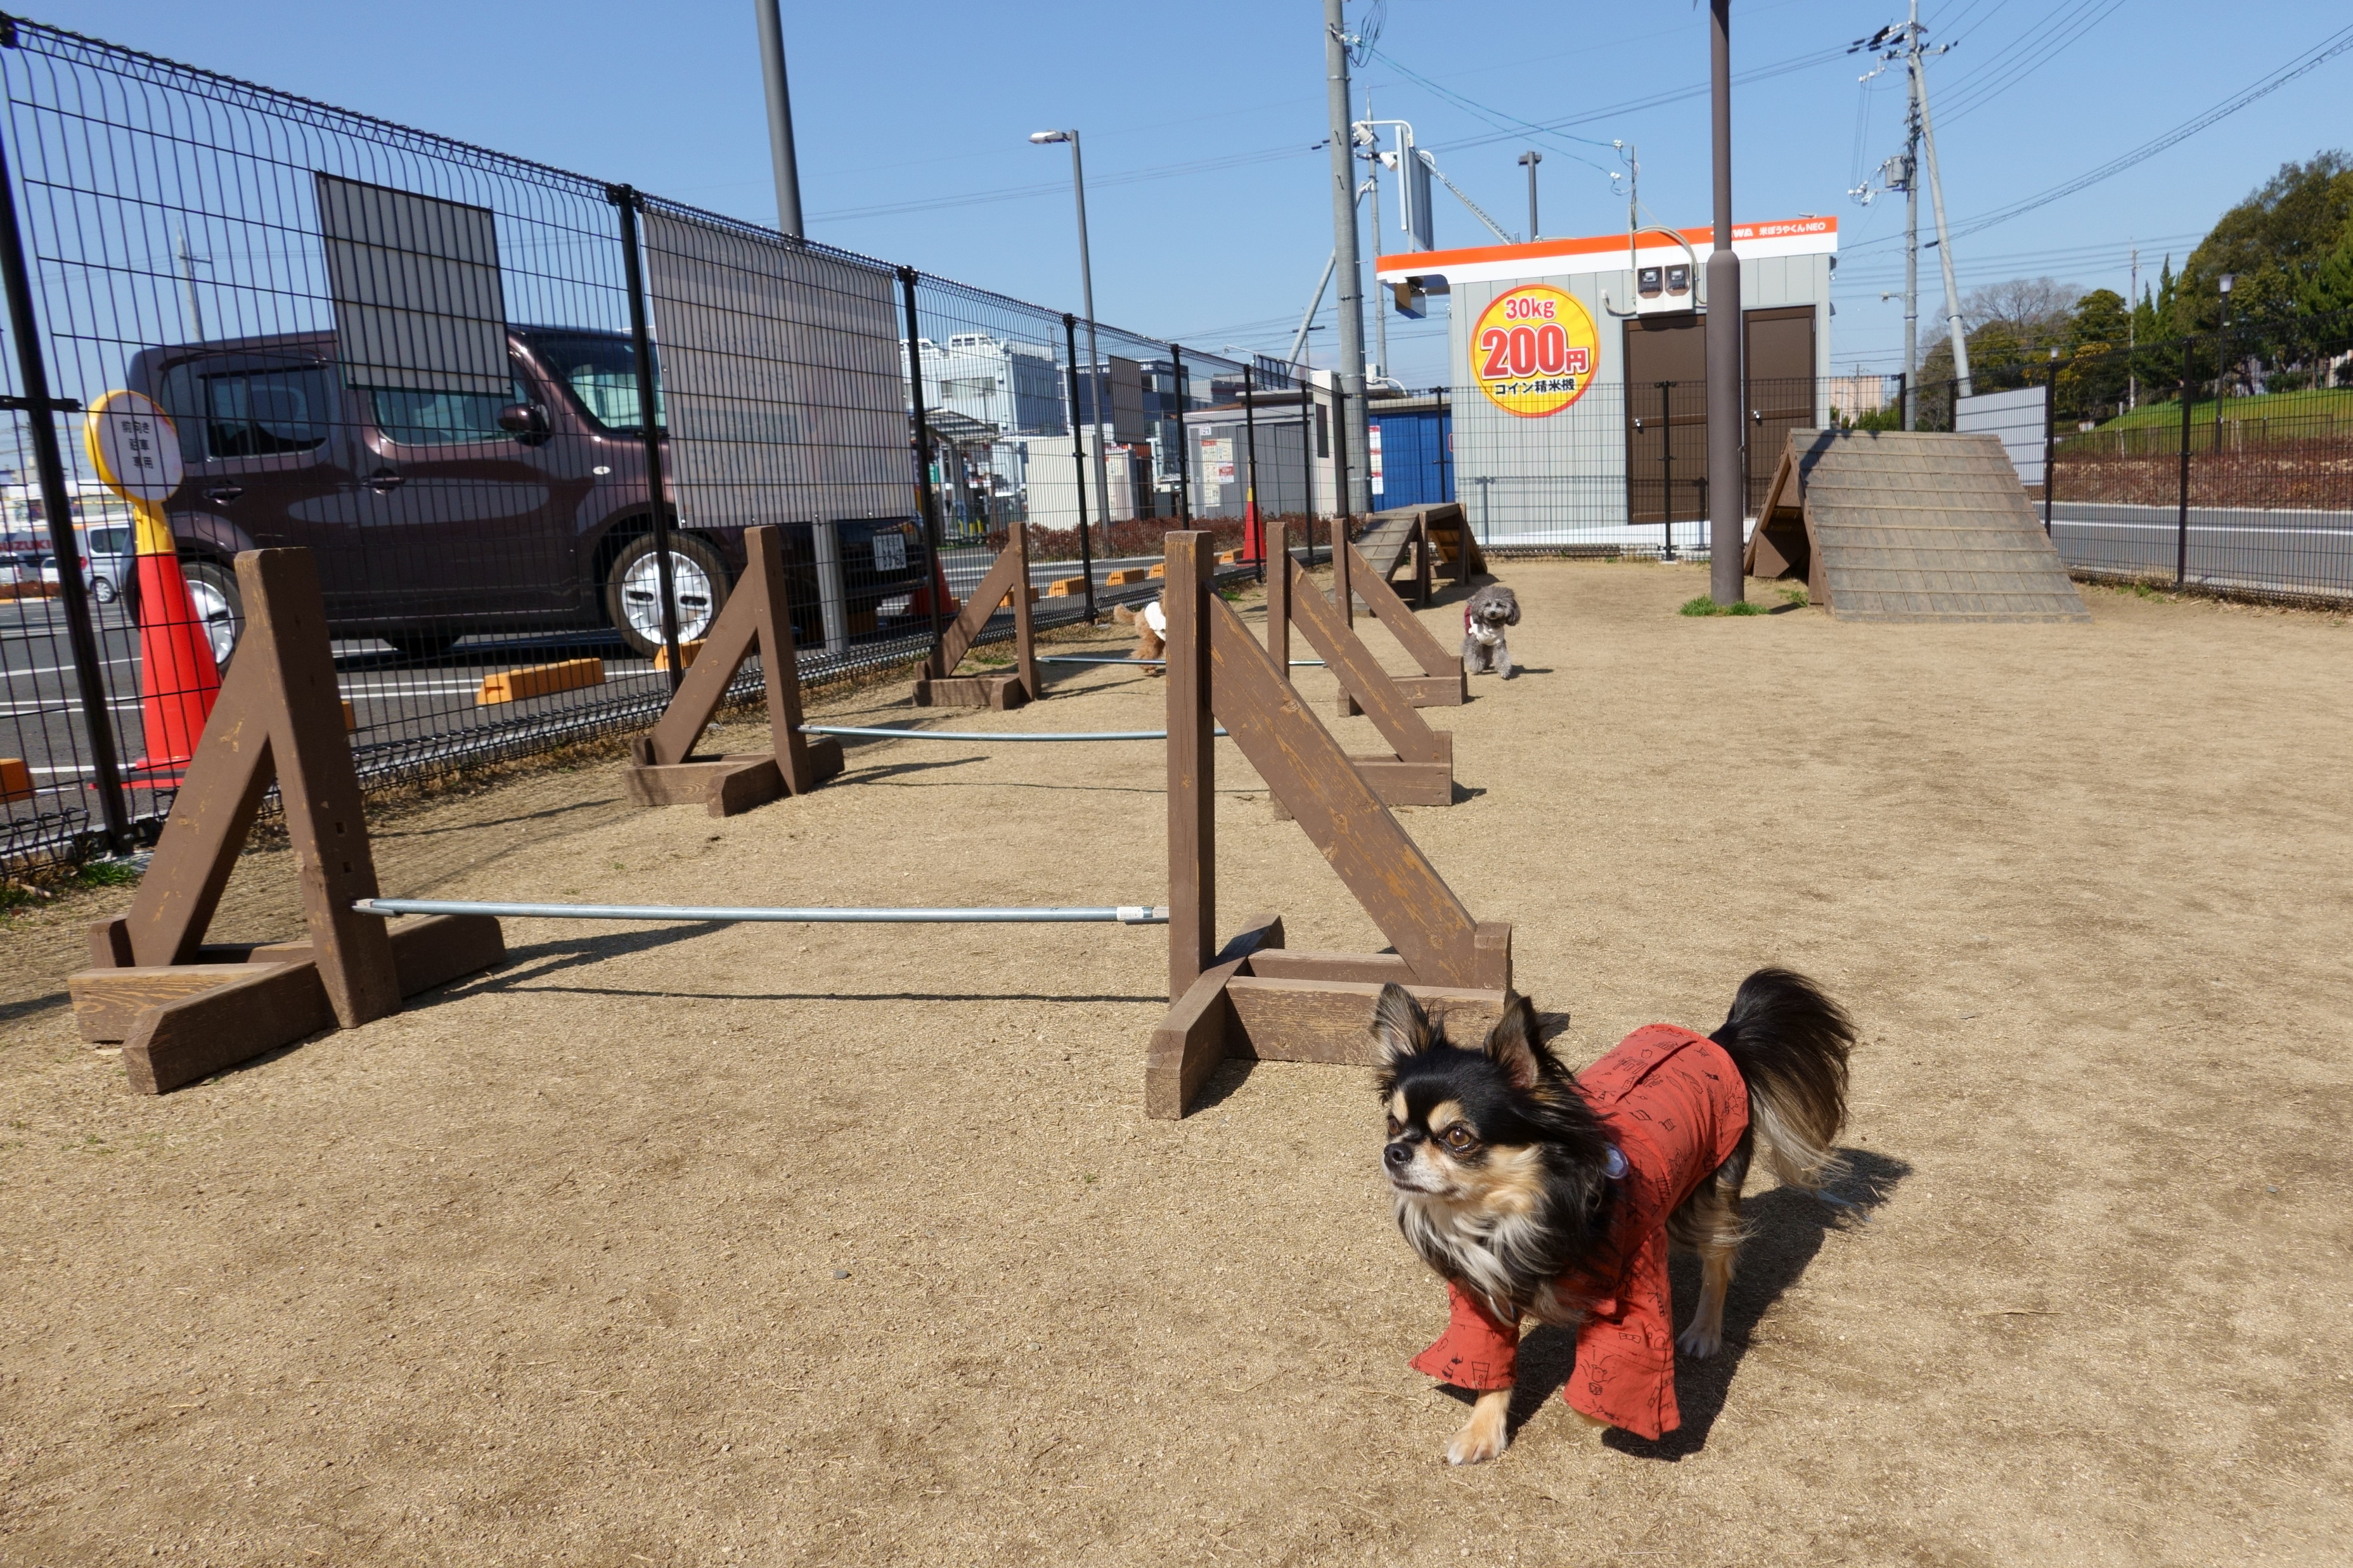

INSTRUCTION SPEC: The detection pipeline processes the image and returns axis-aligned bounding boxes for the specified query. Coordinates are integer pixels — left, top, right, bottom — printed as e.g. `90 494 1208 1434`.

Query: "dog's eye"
1384 1115 1402 1137
1440 1126 1478 1153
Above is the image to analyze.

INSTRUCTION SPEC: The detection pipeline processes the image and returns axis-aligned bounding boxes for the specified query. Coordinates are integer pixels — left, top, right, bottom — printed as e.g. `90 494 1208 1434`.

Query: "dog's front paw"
1675 1322 1724 1359
1445 1398 1511 1465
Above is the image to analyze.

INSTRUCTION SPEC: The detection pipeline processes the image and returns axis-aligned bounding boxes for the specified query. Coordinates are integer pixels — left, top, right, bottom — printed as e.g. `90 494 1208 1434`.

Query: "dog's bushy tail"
1709 968 1853 1193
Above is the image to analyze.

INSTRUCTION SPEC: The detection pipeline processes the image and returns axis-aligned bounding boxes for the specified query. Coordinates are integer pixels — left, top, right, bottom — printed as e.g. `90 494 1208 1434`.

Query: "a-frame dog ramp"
1146 532 1509 1119
1746 428 2090 623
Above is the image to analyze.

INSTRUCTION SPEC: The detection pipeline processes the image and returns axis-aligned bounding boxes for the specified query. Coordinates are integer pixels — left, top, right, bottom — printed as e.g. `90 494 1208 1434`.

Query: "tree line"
1900 151 2353 425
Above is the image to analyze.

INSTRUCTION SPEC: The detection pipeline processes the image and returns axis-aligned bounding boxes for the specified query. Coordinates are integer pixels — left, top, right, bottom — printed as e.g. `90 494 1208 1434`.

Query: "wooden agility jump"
1262 517 1456 809
1327 523 1468 712
623 524 845 818
910 518 1039 710
68 549 506 1095
1146 531 1511 1119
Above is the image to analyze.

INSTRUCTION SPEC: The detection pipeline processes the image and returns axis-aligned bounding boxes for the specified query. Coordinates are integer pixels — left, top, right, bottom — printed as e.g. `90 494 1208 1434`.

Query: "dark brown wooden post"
1166 530 1215 1000
1265 517 1291 680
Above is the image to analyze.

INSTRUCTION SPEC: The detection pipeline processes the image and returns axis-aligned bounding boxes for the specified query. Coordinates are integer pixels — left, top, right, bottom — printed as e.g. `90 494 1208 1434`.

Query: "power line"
1848 20 2353 253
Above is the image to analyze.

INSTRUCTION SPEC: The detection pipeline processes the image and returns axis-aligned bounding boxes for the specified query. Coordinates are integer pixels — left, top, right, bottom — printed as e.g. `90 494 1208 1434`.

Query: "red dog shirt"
1407 1024 1750 1440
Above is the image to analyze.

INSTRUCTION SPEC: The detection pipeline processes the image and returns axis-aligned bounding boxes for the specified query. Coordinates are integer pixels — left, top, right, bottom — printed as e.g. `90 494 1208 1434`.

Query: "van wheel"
181 558 245 668
604 530 728 659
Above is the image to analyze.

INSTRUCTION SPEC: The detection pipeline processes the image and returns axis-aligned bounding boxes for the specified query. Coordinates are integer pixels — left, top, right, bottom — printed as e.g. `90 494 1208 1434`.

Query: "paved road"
2047 501 2353 598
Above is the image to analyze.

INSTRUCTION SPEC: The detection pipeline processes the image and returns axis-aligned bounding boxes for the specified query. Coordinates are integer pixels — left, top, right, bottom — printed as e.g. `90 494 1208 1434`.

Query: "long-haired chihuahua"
1375 968 1853 1463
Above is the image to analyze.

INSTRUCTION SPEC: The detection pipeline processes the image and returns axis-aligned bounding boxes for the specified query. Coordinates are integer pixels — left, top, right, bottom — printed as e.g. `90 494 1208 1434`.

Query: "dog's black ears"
1370 982 1435 1067
1483 990 1561 1089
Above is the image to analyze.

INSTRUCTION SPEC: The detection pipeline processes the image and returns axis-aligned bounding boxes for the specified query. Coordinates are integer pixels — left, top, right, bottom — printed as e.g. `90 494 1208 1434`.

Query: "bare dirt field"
4 562 2349 1567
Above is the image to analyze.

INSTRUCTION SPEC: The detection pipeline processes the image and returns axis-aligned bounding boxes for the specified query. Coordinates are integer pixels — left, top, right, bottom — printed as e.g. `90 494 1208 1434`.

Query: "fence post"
1331 376 1352 556
1242 362 1261 582
2175 374 2193 588
899 267 946 655
1170 344 1192 527
1299 379 1317 565
0 124 130 849
1897 370 1909 432
1061 312 1097 622
1659 380 1675 561
2042 361 2057 536
608 186 686 688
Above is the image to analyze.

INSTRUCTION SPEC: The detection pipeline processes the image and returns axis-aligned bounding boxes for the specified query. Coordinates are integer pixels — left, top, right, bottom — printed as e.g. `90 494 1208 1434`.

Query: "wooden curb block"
911 671 1027 710
1111 567 1152 585
72 913 508 1047
0 757 30 802
121 961 335 1095
652 639 706 671
476 658 604 705
1044 576 1088 596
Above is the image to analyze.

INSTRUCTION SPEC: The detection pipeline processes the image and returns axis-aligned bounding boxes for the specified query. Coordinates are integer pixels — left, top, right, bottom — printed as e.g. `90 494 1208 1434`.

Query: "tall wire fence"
1850 307 2353 603
0 15 1274 871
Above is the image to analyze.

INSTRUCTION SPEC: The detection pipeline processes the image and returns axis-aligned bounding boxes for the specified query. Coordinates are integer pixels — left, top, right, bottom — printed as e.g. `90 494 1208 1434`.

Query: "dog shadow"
1499 1147 1911 1457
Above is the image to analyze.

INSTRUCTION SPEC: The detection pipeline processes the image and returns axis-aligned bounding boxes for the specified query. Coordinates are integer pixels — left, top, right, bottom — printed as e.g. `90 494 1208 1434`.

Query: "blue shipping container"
1367 401 1454 509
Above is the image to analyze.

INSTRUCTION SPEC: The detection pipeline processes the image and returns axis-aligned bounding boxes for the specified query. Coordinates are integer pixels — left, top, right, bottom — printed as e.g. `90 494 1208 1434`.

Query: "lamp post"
1031 129 1113 566
1705 0 1744 605
1518 149 1541 241
754 0 803 238
2215 271 2234 443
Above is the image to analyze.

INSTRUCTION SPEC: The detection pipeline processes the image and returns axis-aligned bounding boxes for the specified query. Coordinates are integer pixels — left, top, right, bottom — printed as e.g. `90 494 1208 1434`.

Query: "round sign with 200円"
1469 284 1600 418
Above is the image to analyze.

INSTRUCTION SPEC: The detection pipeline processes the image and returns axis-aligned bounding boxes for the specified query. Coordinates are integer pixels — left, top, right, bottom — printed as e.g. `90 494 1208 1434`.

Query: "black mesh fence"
0 16 1258 870
1896 307 2353 603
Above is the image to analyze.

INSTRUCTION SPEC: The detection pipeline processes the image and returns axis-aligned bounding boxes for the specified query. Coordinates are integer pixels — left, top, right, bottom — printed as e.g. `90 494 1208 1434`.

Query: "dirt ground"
3 562 2349 1567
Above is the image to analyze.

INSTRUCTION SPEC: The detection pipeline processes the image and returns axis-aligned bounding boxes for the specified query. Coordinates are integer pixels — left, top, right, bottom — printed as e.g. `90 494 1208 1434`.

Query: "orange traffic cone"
1242 489 1265 565
122 497 221 785
85 390 220 788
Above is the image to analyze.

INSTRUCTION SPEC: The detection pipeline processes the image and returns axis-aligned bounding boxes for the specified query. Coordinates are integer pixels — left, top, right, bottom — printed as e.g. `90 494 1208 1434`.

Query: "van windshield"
516 330 662 436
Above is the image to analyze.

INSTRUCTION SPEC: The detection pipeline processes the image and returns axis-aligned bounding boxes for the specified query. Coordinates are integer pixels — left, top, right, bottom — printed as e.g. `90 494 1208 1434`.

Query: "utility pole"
1324 0 1370 515
1705 0 1744 605
1901 108 1919 427
2127 245 2139 409
754 1 804 238
1909 0 1969 395
1364 94 1387 382
1518 149 1542 241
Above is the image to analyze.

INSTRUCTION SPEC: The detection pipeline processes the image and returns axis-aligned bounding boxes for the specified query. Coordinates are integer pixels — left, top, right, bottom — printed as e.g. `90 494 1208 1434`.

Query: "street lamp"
2215 271 2235 440
1031 128 1112 560
1517 149 1541 241
1705 0 1744 605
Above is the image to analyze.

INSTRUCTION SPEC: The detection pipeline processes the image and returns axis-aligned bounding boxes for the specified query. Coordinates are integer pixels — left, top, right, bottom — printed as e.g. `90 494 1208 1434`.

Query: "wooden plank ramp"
1751 429 2091 624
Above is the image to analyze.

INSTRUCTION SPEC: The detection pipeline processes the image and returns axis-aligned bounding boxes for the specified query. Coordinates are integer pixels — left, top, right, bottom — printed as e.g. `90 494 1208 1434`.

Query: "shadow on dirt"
1497 1146 1911 1457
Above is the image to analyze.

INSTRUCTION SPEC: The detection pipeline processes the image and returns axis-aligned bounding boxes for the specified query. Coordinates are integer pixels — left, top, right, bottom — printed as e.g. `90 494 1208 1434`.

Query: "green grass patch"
0 854 143 920
2093 385 2353 431
1680 594 1763 617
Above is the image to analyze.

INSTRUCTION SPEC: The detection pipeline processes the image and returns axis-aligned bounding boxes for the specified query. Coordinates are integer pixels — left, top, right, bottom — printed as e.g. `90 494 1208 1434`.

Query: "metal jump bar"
356 898 1170 925
1036 655 1326 667
803 724 1228 742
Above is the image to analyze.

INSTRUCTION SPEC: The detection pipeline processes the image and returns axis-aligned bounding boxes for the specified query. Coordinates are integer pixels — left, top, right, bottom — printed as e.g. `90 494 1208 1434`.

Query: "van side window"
193 367 333 459
369 368 534 446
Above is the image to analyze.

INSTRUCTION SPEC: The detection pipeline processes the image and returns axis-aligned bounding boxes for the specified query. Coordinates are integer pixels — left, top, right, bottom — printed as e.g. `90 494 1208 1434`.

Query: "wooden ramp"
1353 503 1485 608
1746 429 2090 624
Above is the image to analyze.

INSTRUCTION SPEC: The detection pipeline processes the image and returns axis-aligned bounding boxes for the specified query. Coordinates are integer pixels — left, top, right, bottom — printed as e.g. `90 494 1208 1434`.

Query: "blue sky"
36 1 2352 387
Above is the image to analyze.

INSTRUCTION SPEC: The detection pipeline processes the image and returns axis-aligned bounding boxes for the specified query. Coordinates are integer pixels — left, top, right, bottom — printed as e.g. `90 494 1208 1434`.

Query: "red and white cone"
122 499 220 785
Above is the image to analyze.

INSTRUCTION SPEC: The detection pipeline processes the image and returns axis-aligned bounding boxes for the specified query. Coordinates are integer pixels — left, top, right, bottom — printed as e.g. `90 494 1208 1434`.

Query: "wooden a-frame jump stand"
910 517 1038 710
1327 525 1467 712
1146 532 1511 1119
68 549 507 1095
1262 518 1457 810
622 524 845 818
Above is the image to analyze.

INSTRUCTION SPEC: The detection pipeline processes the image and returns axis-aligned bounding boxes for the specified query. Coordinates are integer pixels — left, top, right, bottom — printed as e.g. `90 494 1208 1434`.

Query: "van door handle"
203 484 244 503
366 470 404 494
